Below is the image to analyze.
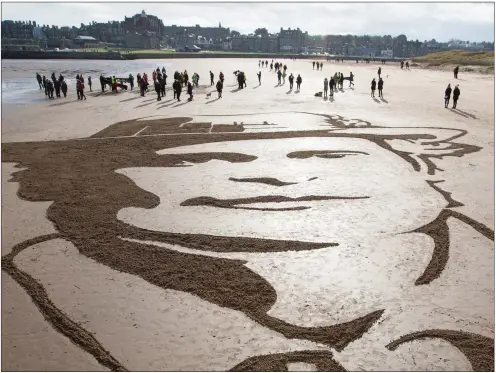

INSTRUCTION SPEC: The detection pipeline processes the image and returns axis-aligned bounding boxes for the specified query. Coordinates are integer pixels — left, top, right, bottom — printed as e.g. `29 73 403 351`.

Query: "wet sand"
2 58 494 371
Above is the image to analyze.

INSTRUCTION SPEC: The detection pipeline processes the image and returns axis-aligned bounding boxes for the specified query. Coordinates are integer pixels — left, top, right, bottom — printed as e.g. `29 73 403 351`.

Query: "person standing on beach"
270 62 273 71
61 80 67 98
36 73 43 89
46 80 54 99
378 77 384 98
288 73 294 90
100 74 106 93
128 74 134 90
296 74 302 91
282 69 286 84
162 66 166 74
159 74 166 97
313 61 315 70
320 62 323 70
216 79 223 98
329 76 335 98
371 78 377 98
79 78 87 100
140 77 146 97
283 64 287 73
42 76 47 95
174 79 182 101
210 71 214 85
400 60 404 69
444 84 452 108
349 72 355 88
452 85 460 108
88 76 92 92
154 79 162 101
54 79 61 98
323 78 328 98
257 71 262 85
454 65 459 79
187 81 194 101
378 67 381 78
277 69 282 85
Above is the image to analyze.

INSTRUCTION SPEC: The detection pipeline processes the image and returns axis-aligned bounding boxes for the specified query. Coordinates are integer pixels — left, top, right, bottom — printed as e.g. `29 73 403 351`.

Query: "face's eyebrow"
160 152 257 164
287 150 370 159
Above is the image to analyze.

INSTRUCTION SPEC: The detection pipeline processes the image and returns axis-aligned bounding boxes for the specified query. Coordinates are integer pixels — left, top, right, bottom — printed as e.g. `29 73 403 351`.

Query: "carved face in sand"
117 137 446 244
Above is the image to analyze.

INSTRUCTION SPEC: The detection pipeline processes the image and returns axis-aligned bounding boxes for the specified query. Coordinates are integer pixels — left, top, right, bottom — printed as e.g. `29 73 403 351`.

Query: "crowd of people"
35 58 462 109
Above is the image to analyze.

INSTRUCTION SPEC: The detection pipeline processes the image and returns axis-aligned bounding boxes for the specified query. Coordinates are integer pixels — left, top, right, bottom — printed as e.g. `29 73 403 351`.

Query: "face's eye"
287 151 369 159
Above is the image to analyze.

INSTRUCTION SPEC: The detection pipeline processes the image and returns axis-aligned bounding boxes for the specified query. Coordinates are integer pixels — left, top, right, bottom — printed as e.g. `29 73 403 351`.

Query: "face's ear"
329 127 481 176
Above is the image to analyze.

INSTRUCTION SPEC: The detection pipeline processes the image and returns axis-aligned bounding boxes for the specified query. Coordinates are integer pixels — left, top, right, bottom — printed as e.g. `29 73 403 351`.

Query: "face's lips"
180 195 370 211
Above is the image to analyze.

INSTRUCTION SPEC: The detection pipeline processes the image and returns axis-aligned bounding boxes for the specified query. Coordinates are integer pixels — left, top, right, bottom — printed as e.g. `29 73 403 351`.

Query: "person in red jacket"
77 77 87 100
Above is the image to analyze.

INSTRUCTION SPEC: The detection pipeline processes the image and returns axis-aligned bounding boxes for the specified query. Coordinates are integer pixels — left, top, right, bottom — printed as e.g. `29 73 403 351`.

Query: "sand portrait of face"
117 137 446 244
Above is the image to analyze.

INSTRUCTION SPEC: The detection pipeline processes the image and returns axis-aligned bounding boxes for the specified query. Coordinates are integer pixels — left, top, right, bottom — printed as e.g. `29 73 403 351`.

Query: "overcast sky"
2 2 494 42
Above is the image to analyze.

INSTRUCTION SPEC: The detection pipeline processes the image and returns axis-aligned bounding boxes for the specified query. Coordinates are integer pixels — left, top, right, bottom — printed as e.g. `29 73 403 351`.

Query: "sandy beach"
2 58 494 371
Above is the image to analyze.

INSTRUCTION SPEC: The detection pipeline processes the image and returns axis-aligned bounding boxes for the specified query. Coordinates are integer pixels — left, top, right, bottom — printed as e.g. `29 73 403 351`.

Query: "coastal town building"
278 27 308 53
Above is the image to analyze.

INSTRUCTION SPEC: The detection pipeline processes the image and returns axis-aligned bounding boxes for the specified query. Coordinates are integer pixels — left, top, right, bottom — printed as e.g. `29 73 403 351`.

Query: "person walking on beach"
265 60 268 68
371 78 377 98
61 80 67 98
452 85 460 108
277 69 282 85
283 64 287 73
257 71 261 85
323 78 329 98
210 71 214 85
378 67 381 78
288 73 294 90
216 79 223 98
282 70 286 84
444 83 452 108
88 76 92 92
400 60 404 69
219 72 224 83
329 76 335 98
349 72 355 87
313 61 316 70
454 65 459 79
320 62 323 70
36 73 43 89
296 74 302 91
378 77 384 98
270 62 273 71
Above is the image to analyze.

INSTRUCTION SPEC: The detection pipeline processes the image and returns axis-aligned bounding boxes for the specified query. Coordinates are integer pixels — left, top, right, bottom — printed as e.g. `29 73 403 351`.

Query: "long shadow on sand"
373 98 381 103
120 96 141 103
380 97 388 104
286 89 292 94
48 100 75 107
450 109 477 119
454 109 477 119
171 101 191 108
206 97 221 104
134 101 155 109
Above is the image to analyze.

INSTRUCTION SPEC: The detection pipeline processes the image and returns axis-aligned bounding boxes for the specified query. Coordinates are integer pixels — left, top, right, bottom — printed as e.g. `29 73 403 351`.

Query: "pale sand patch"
1 164 101 371
1 273 106 371
288 362 317 371
14 239 329 371
2 163 57 255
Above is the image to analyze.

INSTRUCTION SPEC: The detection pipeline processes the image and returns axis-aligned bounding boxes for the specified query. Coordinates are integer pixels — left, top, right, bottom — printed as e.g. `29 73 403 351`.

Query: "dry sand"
1 58 494 371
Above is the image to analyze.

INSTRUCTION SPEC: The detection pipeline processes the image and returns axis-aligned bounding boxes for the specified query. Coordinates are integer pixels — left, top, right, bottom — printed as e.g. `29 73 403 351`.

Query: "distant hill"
412 50 494 67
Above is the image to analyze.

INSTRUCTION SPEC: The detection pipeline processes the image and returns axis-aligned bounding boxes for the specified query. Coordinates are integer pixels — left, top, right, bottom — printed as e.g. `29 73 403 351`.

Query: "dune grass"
412 50 494 67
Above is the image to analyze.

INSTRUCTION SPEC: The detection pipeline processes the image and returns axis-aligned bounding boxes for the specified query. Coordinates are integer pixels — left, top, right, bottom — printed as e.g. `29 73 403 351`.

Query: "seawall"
2 50 402 62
